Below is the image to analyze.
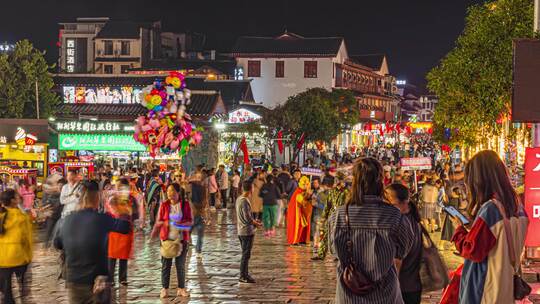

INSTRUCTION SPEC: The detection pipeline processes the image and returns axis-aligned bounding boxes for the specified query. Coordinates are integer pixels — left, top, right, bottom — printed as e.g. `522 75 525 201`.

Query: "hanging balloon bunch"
133 72 203 157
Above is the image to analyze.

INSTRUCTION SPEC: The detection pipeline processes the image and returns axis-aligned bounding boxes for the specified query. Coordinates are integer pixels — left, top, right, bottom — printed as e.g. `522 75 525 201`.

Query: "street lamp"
214 122 226 130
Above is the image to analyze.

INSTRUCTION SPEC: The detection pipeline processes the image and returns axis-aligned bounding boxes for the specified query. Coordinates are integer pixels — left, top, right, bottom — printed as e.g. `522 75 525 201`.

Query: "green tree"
0 40 60 118
427 0 534 146
263 88 359 161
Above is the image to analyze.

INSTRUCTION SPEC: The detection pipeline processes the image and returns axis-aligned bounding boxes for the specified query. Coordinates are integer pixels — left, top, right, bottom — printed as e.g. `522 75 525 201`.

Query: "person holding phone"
450 150 528 303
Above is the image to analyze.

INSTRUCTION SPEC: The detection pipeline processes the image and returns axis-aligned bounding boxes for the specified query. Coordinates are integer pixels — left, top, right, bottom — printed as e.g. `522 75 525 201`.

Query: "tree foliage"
0 40 60 118
427 0 534 146
262 87 359 160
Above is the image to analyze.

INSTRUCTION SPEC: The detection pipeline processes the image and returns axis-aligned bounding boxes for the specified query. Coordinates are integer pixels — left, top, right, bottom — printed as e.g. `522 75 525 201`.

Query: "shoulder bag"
419 225 450 292
492 200 531 300
340 203 375 295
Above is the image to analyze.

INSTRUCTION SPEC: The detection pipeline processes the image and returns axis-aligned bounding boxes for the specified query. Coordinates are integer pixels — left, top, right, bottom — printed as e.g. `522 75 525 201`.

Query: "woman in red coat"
152 182 193 299
107 178 135 285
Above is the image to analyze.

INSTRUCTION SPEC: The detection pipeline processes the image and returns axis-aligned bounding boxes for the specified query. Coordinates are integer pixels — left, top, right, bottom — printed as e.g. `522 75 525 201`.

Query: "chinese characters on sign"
0 136 6 144
59 133 146 151
228 109 261 124
55 121 127 132
66 39 75 73
525 148 540 246
400 157 432 171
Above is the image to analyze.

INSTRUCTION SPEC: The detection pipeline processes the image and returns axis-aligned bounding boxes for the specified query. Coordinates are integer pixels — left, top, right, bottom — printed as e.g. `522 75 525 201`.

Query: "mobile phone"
443 205 470 225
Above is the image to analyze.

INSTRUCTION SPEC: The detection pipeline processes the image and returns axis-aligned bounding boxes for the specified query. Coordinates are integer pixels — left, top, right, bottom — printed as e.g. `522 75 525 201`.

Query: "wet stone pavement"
12 209 540 304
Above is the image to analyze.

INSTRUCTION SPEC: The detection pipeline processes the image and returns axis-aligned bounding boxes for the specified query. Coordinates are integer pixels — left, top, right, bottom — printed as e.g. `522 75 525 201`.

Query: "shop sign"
228 108 261 124
55 121 130 132
0 136 6 144
66 39 75 73
400 157 432 171
62 85 142 104
59 133 146 152
524 148 540 246
14 127 37 145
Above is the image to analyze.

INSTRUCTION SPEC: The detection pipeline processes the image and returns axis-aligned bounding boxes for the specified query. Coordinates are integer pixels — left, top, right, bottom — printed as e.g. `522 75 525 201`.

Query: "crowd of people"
0 138 531 303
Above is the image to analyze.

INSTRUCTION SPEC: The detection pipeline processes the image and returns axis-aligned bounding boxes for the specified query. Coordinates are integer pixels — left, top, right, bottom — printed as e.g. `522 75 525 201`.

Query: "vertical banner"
524 147 540 246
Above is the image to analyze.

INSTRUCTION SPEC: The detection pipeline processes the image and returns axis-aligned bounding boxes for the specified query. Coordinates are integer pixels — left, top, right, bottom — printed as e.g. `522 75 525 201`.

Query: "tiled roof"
54 93 224 120
54 75 161 87
95 57 140 62
232 32 343 57
130 59 236 75
350 54 385 70
94 21 150 39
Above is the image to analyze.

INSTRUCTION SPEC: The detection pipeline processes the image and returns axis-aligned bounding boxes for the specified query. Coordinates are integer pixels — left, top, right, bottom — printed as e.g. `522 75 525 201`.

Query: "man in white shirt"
217 165 229 209
60 170 82 218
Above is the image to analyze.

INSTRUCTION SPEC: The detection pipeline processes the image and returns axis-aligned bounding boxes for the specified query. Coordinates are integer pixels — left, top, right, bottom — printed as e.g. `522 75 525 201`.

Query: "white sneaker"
160 288 168 298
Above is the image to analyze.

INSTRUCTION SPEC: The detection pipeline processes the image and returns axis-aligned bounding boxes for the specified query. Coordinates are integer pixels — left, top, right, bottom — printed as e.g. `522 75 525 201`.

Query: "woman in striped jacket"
330 157 414 304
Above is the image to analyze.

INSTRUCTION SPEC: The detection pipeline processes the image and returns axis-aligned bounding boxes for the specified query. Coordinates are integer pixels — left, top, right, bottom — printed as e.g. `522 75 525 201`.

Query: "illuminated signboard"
234 67 244 80
0 136 6 144
396 80 407 85
66 39 75 73
59 133 146 151
63 85 142 104
55 121 133 132
228 108 261 124
14 127 37 145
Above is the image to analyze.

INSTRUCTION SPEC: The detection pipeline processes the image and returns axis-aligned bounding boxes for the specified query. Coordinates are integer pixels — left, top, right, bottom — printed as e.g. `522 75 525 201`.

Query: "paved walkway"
10 209 540 303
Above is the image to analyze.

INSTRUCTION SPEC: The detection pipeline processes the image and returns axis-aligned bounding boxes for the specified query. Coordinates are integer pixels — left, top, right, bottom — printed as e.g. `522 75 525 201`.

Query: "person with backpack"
0 189 33 304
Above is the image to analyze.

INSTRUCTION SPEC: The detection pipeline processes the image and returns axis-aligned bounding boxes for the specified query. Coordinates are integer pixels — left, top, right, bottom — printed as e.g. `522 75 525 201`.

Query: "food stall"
0 166 39 187
48 161 95 179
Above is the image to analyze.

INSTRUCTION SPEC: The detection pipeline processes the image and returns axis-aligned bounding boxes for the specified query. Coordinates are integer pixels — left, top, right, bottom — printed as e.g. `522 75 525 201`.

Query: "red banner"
525 148 540 246
240 136 249 164
277 130 284 154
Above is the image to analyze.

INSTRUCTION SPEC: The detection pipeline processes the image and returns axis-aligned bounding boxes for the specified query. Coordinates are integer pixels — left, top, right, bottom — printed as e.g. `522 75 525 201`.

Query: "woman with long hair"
329 158 414 304
451 150 528 303
152 183 193 299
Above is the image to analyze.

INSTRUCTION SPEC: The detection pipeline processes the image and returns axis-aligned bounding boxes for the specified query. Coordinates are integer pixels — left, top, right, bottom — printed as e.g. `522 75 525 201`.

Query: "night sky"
0 0 484 88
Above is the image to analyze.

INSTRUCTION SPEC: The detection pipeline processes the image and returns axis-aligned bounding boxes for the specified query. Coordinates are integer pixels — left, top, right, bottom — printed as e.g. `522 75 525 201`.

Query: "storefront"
53 120 147 168
0 119 51 181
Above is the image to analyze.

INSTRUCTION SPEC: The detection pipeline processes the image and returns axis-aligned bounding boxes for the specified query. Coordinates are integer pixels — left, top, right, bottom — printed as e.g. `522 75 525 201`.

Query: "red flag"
296 133 306 150
240 136 249 164
396 123 401 135
379 125 385 137
277 130 284 154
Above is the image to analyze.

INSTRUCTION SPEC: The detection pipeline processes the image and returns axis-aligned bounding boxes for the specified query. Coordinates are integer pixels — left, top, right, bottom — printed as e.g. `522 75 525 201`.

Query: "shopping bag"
440 264 463 304
419 226 450 292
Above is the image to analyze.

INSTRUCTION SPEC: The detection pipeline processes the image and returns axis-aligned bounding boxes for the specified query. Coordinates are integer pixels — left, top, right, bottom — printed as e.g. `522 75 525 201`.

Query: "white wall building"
418 95 438 121
232 32 348 109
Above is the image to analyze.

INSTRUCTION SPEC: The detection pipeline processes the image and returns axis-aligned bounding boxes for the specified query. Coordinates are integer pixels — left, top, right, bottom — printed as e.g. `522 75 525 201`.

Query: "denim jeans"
238 235 254 278
192 216 205 253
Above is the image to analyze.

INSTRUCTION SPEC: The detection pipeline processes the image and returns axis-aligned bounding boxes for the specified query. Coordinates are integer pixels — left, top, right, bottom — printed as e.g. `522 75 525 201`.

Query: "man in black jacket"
54 181 130 304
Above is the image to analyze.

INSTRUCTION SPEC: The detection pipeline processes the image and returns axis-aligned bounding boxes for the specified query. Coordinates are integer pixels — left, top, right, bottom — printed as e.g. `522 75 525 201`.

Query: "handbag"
419 225 450 292
492 200 531 300
160 239 182 258
340 203 375 295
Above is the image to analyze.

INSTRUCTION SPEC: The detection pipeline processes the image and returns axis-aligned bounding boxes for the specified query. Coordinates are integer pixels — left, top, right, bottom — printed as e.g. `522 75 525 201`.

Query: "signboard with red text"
524 148 540 246
400 157 432 171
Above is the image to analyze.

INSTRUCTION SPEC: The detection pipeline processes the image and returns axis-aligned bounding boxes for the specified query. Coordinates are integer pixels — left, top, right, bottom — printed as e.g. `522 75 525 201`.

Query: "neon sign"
59 133 146 151
15 127 37 145
228 108 261 124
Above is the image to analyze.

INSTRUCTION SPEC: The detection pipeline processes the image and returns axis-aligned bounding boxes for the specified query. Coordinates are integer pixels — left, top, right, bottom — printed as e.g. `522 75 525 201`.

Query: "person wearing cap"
312 172 350 260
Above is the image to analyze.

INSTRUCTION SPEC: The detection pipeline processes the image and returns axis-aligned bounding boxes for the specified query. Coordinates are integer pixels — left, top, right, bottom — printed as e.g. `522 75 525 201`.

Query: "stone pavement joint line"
10 210 540 303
